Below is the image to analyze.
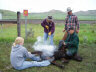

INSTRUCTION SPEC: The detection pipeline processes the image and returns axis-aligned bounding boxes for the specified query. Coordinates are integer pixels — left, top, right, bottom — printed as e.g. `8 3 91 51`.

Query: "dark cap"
47 16 52 20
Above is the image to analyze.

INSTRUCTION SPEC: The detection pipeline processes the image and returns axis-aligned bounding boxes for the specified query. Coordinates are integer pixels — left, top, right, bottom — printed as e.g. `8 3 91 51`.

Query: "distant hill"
74 10 96 16
29 9 65 14
28 9 66 20
0 9 16 16
0 9 96 20
0 9 17 19
46 9 65 14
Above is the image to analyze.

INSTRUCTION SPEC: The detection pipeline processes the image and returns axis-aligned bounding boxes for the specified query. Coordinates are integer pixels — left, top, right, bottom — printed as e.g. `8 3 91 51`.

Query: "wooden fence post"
17 12 21 37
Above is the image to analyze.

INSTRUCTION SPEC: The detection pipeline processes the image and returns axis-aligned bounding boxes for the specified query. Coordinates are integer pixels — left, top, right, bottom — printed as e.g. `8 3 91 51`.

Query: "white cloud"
0 0 96 13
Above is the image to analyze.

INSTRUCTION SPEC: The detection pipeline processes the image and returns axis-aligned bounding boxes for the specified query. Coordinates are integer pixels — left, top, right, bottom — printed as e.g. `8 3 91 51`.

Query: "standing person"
62 7 80 40
41 16 55 45
10 37 50 70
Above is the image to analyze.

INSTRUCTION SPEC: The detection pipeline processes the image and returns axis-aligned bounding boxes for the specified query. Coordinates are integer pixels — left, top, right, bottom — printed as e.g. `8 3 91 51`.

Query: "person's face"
69 30 74 34
47 19 52 23
20 40 24 45
68 11 72 15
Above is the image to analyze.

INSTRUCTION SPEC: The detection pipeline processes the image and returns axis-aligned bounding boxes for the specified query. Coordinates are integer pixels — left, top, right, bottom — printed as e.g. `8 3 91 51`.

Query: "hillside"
0 9 17 19
75 10 96 16
0 9 96 20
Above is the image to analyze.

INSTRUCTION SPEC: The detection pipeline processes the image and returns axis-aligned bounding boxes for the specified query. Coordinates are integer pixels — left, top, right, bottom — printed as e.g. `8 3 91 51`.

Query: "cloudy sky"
0 0 96 13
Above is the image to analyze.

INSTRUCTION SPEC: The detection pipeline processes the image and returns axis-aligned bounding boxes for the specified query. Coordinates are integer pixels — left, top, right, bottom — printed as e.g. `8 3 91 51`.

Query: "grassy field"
0 24 96 43
2 13 96 21
0 24 96 72
27 14 96 21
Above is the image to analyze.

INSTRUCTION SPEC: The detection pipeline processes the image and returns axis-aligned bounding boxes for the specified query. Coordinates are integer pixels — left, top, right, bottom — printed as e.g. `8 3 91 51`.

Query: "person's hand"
45 25 49 29
48 32 51 35
63 29 65 32
28 52 31 54
76 30 79 33
63 42 66 45
46 57 51 60
35 54 39 56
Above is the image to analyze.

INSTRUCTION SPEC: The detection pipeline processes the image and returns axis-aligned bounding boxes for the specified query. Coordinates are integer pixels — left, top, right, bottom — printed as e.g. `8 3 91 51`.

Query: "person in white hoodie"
10 37 50 70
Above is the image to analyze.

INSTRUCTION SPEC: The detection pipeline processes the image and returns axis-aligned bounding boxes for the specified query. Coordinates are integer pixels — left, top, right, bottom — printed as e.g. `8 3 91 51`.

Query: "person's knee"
66 51 73 56
32 56 41 61
41 60 51 66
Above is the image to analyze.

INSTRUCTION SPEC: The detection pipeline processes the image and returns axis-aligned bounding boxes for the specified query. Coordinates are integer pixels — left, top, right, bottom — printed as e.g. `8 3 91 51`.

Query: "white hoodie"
10 45 34 68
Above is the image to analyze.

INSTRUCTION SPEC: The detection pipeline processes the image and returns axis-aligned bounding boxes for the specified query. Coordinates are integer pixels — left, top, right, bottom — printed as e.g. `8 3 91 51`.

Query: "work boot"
59 65 65 69
73 54 83 62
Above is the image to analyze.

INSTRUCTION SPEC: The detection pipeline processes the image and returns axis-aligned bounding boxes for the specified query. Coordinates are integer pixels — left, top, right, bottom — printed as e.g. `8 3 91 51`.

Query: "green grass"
0 24 96 72
0 43 96 72
0 24 96 43
2 14 96 21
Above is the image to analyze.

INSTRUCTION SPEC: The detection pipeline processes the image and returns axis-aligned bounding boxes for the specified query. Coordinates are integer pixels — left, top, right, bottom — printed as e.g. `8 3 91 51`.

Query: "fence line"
0 12 21 37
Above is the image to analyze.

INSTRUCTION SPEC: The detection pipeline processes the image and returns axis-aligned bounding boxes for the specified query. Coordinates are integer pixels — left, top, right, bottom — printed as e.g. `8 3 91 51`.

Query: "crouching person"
59 27 82 62
10 37 50 70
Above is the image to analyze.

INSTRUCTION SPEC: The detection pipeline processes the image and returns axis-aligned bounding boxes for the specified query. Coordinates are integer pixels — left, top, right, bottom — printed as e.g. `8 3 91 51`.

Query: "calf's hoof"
59 65 65 69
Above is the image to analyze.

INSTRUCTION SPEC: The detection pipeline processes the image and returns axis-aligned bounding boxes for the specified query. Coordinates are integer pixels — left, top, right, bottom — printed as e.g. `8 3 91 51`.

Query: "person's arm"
63 17 67 32
41 20 49 30
41 20 46 28
75 16 80 33
50 22 55 34
23 48 35 58
65 17 67 30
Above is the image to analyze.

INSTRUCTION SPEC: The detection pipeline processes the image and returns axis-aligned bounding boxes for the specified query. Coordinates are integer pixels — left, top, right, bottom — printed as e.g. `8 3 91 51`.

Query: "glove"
45 25 49 29
48 32 51 35
63 42 66 45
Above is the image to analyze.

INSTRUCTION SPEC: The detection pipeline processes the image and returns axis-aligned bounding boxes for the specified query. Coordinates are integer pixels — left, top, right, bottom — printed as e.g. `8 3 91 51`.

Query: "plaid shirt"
65 14 80 31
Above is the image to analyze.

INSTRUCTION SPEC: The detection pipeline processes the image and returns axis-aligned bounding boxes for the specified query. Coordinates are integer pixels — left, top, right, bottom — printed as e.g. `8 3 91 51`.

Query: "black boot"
73 54 83 62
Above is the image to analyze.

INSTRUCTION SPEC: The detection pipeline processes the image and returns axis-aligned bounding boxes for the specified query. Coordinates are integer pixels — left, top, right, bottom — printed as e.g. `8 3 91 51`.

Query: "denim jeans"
15 56 50 70
44 32 54 45
66 50 73 56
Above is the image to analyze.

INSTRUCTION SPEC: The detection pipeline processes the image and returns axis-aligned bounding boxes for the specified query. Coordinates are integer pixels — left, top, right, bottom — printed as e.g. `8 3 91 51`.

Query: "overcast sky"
0 0 96 13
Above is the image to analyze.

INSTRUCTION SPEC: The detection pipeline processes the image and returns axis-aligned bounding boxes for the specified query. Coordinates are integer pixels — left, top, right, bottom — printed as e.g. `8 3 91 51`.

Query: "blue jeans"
44 32 54 45
66 50 73 56
15 56 50 70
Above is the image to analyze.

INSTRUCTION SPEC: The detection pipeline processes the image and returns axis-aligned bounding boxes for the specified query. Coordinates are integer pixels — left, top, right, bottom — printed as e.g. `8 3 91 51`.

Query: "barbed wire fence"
0 12 96 41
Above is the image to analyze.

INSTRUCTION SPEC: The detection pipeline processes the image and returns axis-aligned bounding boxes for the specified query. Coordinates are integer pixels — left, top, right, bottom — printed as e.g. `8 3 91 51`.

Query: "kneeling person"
59 27 82 62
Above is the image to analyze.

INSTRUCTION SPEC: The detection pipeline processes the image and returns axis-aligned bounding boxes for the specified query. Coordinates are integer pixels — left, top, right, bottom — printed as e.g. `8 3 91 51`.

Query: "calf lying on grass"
52 40 83 68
